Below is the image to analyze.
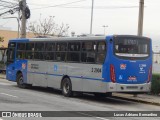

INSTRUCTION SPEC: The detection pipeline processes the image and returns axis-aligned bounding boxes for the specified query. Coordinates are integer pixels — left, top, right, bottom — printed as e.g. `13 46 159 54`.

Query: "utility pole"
90 0 94 35
138 0 144 36
102 25 108 35
20 0 26 38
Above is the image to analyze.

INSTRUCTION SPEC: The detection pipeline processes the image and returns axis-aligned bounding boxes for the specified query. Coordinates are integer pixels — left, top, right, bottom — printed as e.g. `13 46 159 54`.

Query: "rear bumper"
105 82 151 92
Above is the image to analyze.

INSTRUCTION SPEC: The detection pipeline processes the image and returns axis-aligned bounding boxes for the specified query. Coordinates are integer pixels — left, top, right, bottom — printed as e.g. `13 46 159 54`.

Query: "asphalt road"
0 78 160 120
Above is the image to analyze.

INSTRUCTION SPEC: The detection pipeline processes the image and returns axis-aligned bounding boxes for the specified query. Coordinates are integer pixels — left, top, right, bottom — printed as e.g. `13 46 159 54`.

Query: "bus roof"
9 36 106 42
8 35 151 43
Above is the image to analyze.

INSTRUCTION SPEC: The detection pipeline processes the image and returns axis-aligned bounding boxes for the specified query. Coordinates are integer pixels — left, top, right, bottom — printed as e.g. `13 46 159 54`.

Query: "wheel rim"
63 82 69 94
19 76 23 85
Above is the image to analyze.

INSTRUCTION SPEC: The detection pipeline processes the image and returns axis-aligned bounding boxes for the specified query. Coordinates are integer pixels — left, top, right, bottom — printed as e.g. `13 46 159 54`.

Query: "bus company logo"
22 63 26 69
120 64 126 70
139 64 146 68
54 65 58 71
2 112 11 117
119 75 123 80
139 64 146 73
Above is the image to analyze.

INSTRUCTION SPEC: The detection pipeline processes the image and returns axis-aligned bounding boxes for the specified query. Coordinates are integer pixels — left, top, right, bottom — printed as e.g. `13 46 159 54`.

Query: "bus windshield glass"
114 37 150 59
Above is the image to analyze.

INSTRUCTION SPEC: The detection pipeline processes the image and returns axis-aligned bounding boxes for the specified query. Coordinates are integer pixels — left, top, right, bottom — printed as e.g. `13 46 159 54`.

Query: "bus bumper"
105 82 151 92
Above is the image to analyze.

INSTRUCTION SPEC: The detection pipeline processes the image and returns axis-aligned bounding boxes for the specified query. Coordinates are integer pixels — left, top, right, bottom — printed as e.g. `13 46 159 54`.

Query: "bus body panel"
27 61 104 92
6 62 17 81
109 36 152 85
110 57 152 84
102 36 152 92
6 35 152 93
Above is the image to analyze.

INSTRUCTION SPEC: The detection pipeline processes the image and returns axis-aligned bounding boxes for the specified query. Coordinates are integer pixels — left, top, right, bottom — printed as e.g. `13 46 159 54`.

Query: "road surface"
0 78 160 120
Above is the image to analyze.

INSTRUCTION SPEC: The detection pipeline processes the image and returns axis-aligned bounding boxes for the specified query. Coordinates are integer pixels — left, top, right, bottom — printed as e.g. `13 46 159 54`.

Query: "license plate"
126 86 138 89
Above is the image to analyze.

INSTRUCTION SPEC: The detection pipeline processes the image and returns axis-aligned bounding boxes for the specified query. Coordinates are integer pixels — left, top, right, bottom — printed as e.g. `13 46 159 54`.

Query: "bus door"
7 42 16 81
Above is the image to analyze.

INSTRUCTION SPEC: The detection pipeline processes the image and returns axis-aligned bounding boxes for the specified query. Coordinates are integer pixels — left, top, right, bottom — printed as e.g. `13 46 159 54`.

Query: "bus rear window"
114 37 150 59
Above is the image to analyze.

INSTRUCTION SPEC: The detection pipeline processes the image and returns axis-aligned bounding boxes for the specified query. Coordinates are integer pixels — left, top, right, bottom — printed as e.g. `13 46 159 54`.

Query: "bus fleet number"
91 68 102 73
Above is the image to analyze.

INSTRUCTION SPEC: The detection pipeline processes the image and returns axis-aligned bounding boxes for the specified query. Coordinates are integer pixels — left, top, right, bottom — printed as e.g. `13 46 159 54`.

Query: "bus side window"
44 43 55 61
26 43 34 59
81 41 96 63
17 43 26 59
56 43 67 61
26 43 34 51
45 43 55 51
35 43 44 51
96 41 106 64
67 42 80 62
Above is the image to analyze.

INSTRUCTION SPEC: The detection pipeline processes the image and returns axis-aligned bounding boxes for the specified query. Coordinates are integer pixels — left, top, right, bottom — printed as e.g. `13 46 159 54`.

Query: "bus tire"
62 77 73 97
16 73 26 88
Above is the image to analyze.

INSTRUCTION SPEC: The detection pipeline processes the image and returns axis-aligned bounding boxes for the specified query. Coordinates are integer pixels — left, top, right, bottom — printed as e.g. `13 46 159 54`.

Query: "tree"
27 16 69 37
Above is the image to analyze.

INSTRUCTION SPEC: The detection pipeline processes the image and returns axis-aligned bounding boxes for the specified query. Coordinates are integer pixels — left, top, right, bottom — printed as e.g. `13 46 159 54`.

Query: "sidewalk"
113 93 160 106
0 74 6 79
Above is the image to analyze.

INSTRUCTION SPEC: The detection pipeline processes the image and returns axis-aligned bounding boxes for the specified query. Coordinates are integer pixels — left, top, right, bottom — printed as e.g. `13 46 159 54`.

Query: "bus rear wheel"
62 77 73 97
16 73 26 88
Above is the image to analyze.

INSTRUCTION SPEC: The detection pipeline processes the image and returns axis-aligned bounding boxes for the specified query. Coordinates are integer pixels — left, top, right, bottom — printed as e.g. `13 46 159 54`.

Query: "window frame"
67 41 81 63
16 43 26 60
13 39 107 64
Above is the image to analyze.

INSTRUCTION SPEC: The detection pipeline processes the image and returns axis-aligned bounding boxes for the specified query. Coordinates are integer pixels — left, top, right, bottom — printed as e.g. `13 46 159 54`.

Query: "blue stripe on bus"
28 71 63 77
70 76 104 81
28 71 104 81
9 39 29 42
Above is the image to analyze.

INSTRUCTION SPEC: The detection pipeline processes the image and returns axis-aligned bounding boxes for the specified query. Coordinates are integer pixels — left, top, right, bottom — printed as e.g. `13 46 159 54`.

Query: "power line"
11 0 19 2
0 0 17 5
32 0 87 10
0 0 18 9
49 5 140 9
0 7 19 17
0 7 9 10
0 4 17 8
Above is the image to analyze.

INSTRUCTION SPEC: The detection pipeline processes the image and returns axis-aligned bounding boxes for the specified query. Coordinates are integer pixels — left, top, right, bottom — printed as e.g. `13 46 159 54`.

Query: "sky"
0 0 160 51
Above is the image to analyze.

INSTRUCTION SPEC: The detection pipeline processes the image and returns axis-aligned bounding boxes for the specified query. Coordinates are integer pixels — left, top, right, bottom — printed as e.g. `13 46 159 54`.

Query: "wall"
0 30 35 47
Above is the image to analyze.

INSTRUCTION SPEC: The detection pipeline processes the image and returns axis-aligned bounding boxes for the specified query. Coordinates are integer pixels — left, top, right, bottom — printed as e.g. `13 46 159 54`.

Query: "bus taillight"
110 64 116 83
147 66 152 83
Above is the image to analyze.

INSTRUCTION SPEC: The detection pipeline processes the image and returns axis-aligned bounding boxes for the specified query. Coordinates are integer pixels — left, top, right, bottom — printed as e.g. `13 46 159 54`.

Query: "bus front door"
6 47 16 81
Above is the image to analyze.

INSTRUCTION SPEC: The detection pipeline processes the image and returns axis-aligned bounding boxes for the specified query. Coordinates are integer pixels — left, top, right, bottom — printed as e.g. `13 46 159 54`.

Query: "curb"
112 95 160 106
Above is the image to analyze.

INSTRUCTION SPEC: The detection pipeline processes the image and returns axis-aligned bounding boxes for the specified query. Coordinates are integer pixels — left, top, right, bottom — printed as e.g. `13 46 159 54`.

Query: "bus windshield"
114 37 150 59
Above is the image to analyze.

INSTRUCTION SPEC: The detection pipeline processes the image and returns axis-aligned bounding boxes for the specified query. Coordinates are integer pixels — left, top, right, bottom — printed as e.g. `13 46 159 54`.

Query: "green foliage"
151 74 160 94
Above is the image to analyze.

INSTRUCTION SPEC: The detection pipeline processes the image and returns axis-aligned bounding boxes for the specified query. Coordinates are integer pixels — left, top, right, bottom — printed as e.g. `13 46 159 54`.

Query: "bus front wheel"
16 73 26 88
62 77 73 97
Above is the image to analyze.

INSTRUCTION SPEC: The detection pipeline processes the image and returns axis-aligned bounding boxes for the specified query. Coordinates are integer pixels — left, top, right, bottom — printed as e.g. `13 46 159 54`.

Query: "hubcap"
63 82 69 94
19 77 23 85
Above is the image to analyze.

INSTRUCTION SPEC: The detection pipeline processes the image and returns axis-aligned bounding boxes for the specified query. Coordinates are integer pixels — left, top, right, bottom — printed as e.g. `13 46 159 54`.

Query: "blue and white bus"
6 35 152 97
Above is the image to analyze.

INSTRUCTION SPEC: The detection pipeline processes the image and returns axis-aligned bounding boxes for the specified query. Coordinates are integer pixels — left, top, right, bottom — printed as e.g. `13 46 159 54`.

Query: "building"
0 29 35 47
